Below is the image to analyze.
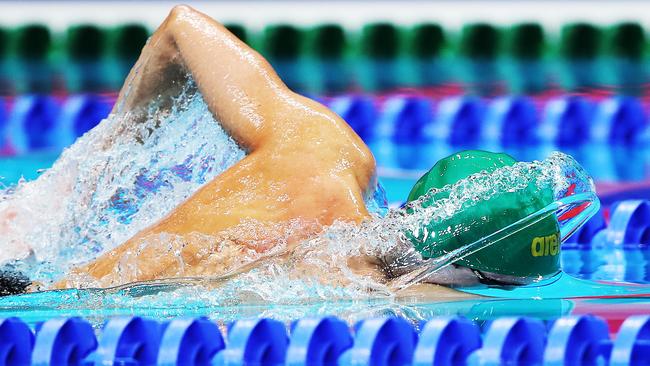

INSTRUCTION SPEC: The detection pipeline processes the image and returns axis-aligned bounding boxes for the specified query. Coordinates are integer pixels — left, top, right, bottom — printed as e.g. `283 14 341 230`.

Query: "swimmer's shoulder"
264 92 376 185
270 94 375 161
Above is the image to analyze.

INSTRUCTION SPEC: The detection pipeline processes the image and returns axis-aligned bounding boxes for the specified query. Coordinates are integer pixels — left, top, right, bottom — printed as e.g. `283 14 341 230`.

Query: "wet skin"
56 5 376 288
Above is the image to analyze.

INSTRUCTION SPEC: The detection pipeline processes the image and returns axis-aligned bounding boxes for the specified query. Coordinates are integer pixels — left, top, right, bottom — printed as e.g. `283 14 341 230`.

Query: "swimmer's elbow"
353 144 377 190
166 5 207 32
360 147 376 174
169 4 196 19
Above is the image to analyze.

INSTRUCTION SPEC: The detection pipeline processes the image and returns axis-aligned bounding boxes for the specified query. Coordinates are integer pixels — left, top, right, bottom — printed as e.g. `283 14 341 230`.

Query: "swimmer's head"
405 150 561 284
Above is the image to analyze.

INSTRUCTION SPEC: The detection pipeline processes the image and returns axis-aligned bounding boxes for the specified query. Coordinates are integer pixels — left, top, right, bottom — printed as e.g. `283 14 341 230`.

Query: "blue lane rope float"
95 316 162 366
563 208 607 249
2 315 650 365
540 96 594 147
217 318 288 366
382 96 434 145
412 317 481 366
592 97 648 146
53 94 112 148
431 96 484 146
544 315 612 366
5 95 60 154
286 317 352 366
483 96 539 147
31 317 96 366
611 315 650 366
156 317 224 366
559 199 650 249
377 95 438 170
339 317 416 366
328 95 378 142
0 317 33 366
471 317 546 365
607 200 650 248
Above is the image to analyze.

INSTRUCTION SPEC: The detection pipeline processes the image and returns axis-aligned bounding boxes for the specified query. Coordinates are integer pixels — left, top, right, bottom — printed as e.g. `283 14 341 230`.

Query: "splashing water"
0 80 246 280
0 75 597 307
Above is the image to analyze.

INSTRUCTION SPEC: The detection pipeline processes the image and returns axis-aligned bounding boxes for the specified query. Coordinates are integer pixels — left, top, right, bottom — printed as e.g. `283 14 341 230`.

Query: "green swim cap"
406 150 561 279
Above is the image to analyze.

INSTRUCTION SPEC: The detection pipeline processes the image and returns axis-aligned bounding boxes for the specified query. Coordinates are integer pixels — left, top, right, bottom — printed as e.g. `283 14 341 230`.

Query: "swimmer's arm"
118 5 375 181
53 231 224 289
117 5 290 150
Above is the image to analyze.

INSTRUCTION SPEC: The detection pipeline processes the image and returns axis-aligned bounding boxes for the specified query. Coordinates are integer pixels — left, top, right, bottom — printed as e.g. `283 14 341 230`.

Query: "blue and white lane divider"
327 94 649 148
1 94 650 154
0 95 112 154
52 94 112 148
329 95 378 142
540 96 594 147
1 314 650 365
564 199 650 249
4 95 61 154
592 97 648 146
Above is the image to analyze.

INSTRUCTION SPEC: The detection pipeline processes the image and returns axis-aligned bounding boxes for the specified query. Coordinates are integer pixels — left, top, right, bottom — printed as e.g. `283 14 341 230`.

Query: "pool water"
0 152 59 188
0 278 648 331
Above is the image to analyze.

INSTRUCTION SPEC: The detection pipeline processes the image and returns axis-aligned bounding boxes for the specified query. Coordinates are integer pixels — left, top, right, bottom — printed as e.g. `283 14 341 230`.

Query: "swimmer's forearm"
167 5 291 148
116 5 290 149
56 240 181 288
55 229 227 289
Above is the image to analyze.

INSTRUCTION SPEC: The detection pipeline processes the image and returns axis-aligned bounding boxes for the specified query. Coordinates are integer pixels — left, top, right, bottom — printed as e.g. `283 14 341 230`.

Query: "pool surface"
0 282 648 331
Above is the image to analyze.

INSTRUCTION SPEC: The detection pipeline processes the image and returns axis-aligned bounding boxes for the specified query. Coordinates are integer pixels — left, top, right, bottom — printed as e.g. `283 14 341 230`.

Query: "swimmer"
0 6 566 294
52 5 376 288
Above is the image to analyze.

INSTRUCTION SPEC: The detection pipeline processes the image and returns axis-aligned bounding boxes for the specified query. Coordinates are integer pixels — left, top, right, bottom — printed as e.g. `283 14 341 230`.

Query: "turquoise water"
0 153 60 188
0 279 649 327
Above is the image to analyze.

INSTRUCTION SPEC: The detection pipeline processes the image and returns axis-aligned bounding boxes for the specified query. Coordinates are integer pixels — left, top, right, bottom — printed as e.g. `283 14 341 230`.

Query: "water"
1 81 246 280
1 285 649 328
0 72 608 310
